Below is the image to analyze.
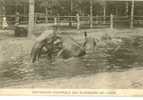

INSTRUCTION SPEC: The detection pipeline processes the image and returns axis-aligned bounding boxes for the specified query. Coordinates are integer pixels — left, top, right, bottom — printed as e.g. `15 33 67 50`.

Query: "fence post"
54 17 57 25
45 15 48 23
34 14 37 24
76 13 80 29
15 12 20 25
110 14 114 30
95 15 98 24
103 3 106 24
90 14 93 28
57 14 60 25
45 7 48 23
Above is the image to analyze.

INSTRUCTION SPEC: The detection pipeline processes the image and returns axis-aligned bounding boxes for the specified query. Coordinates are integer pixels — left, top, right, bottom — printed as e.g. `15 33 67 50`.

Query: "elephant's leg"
92 39 97 53
31 42 44 63
37 45 43 62
31 44 39 63
56 49 64 58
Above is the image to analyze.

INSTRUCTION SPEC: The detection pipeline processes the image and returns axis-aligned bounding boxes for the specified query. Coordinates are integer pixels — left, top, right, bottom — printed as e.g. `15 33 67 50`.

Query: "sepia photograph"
0 0 143 96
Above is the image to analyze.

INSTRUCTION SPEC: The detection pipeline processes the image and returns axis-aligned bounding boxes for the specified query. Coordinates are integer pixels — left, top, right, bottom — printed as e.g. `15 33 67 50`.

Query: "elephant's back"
61 36 85 57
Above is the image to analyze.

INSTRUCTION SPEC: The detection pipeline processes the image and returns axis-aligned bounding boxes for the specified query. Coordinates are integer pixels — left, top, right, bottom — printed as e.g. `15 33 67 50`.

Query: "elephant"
31 30 96 63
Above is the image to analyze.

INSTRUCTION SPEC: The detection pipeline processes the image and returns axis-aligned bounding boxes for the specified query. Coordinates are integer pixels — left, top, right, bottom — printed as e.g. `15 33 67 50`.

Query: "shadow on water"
1 35 143 87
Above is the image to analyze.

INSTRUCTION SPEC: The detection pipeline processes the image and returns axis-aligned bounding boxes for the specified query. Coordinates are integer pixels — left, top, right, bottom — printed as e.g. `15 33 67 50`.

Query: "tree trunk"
28 0 35 38
130 0 134 28
103 2 106 24
69 0 73 27
90 0 93 28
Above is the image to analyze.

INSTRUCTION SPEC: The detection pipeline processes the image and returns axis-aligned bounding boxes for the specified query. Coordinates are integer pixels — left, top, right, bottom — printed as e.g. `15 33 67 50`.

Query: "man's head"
84 31 87 38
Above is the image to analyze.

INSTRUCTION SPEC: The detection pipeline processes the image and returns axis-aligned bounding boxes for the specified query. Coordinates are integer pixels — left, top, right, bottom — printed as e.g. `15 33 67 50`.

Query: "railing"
1 14 143 29
134 16 143 25
0 15 28 27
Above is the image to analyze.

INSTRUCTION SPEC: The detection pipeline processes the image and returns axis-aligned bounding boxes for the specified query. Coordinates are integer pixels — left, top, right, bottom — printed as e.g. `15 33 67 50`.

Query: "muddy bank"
7 67 143 89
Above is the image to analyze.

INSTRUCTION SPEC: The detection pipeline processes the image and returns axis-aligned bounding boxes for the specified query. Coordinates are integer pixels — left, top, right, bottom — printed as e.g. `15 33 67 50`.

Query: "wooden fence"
1 14 143 29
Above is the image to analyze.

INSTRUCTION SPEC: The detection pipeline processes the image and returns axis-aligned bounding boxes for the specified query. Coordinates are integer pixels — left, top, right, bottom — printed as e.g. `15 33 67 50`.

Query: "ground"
1 28 143 89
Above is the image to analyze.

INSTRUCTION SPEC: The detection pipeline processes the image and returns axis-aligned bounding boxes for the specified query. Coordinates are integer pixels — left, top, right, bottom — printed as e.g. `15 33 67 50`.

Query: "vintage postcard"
0 0 143 96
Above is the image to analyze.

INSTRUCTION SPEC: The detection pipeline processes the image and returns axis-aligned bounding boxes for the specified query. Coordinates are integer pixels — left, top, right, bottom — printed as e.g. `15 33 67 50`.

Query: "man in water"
2 17 8 29
83 31 97 53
